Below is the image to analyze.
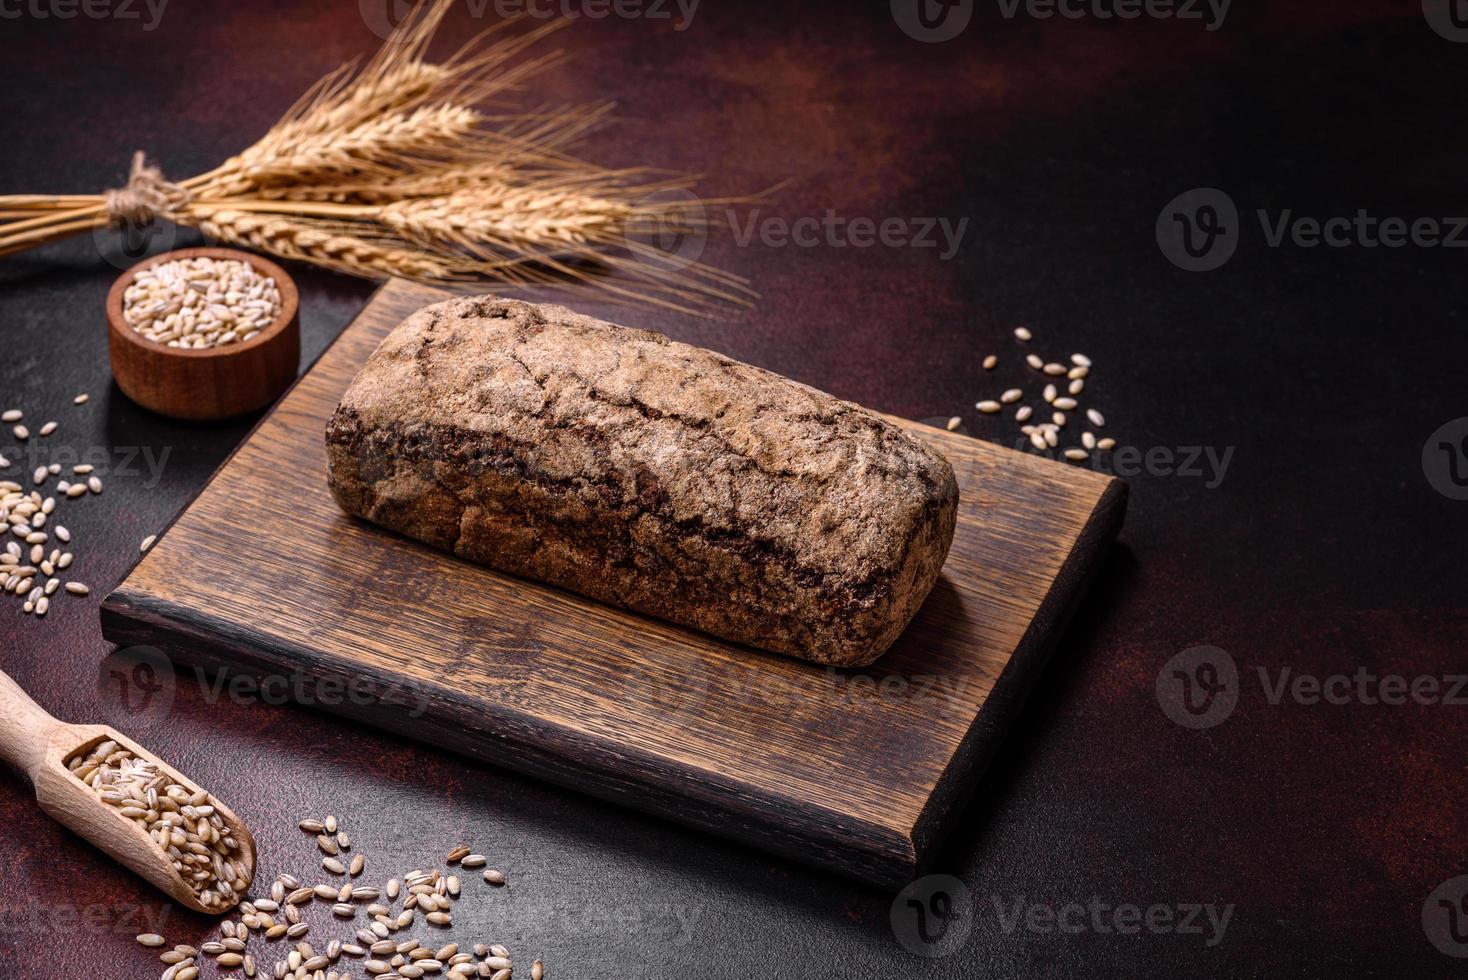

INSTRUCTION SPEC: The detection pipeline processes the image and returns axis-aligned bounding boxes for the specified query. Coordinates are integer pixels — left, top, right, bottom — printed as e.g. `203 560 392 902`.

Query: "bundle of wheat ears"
0 1 747 311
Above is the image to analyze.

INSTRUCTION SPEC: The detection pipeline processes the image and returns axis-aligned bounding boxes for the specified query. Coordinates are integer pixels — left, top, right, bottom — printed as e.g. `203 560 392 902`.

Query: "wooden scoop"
0 668 255 914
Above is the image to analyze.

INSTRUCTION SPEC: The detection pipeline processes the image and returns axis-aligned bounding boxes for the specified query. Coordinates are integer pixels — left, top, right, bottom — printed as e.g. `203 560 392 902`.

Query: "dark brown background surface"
1 1 1465 977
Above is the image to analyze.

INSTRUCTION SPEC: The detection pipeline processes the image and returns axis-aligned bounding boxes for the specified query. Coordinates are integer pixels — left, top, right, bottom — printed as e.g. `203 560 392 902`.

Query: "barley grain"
39 421 57 437
1013 326 1032 342
74 393 89 405
944 416 961 432
975 400 1000 414
141 534 157 552
1025 354 1043 370
982 355 997 370
1015 406 1032 422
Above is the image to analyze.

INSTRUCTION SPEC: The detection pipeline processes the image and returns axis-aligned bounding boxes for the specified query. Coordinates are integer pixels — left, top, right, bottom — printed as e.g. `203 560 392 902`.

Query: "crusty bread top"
336 295 957 583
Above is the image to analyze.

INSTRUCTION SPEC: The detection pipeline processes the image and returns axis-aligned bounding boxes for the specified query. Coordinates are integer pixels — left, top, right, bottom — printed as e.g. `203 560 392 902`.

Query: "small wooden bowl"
107 247 301 421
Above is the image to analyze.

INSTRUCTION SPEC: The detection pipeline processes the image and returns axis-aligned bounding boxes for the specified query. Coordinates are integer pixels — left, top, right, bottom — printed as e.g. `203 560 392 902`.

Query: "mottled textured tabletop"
1 1 1465 977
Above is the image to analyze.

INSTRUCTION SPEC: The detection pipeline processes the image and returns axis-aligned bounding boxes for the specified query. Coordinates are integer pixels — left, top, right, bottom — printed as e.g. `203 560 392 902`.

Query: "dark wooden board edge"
99 589 921 887
907 476 1129 876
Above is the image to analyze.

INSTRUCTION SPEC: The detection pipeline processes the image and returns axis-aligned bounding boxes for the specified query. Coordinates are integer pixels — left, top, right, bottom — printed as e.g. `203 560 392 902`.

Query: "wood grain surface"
101 280 1127 886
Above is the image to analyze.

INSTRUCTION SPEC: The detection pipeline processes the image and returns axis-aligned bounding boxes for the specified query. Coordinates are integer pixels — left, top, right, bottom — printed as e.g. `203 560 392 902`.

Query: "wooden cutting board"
101 280 1126 888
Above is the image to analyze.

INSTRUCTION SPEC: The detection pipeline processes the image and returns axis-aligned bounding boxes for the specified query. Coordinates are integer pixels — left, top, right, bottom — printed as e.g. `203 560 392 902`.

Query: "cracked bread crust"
325 295 958 667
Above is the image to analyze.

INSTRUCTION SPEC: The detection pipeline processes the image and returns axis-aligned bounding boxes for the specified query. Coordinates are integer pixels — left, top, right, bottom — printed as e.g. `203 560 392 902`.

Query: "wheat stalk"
0 1 750 312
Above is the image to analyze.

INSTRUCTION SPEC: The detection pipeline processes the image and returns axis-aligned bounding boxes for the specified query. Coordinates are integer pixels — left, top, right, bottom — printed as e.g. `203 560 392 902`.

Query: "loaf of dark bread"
325 296 958 667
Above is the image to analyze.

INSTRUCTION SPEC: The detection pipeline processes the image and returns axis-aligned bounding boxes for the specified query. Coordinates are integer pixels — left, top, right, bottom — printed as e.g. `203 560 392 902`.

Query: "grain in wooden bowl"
106 247 300 421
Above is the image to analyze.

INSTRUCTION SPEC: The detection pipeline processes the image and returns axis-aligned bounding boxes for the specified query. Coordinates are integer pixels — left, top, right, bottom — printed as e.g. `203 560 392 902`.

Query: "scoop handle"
0 667 63 779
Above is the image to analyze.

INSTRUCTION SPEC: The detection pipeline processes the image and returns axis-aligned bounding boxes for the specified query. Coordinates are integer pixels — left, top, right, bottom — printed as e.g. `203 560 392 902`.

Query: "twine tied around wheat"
0 2 749 313
103 152 193 230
